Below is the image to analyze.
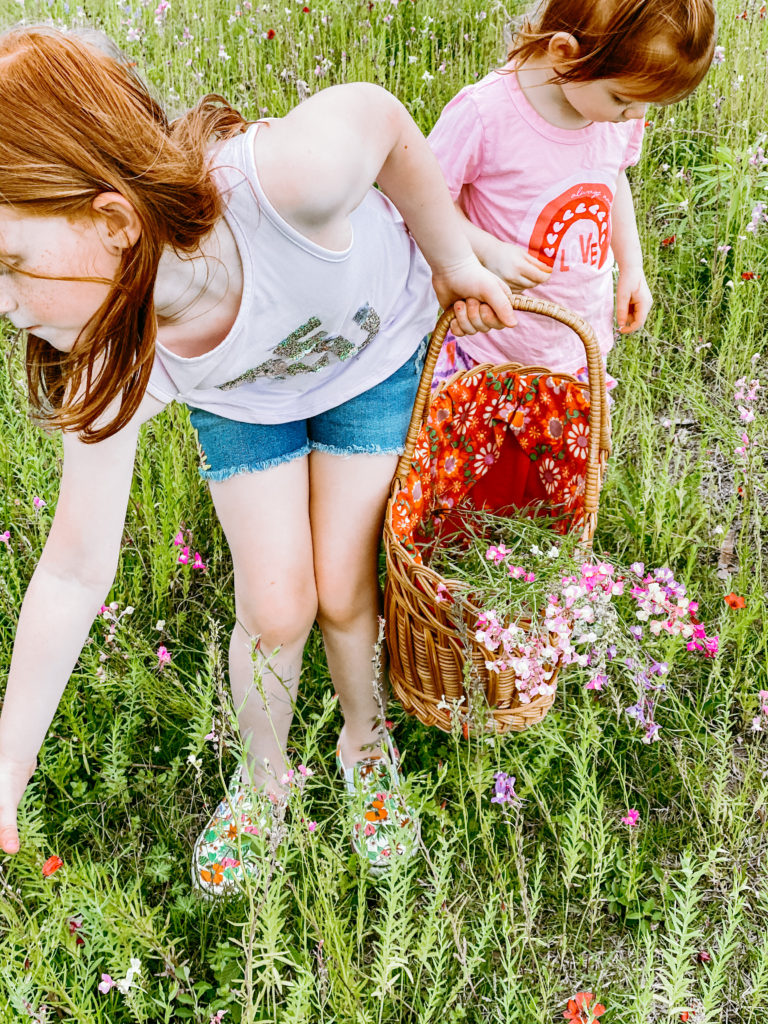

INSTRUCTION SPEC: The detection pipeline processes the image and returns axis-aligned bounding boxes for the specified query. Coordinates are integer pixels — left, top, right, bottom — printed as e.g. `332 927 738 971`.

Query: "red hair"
0 26 248 442
508 0 716 101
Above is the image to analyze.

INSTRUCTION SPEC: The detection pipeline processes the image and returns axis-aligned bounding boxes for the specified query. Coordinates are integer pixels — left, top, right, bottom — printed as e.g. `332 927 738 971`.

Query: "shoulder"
434 68 509 122
598 117 645 169
251 84 402 228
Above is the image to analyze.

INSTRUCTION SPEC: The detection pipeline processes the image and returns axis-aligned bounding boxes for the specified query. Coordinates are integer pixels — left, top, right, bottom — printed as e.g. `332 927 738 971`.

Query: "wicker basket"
383 295 611 735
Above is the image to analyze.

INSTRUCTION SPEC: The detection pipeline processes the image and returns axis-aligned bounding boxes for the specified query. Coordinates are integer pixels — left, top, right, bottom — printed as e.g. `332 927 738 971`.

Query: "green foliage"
1 0 768 1020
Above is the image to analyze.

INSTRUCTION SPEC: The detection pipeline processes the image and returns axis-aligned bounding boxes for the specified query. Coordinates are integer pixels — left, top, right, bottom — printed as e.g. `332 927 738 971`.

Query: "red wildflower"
697 949 712 963
461 721 469 739
661 234 676 247
42 855 63 877
741 271 759 280
266 28 275 38
563 992 606 1024
724 592 746 609
681 1014 690 1022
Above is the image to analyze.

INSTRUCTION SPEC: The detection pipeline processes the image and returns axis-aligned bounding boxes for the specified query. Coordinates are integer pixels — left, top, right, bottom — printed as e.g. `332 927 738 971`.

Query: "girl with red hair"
430 0 716 384
0 26 515 894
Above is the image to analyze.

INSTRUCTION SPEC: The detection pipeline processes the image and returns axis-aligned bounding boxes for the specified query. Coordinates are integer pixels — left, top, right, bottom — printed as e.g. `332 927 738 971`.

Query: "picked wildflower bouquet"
428 509 718 744
384 302 716 737
384 299 611 735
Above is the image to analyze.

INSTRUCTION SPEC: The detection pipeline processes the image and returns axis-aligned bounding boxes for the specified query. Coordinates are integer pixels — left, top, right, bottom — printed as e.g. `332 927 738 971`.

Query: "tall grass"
0 0 767 1020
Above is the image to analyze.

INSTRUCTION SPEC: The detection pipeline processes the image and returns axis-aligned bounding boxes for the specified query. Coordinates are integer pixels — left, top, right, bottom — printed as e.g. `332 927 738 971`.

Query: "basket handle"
395 296 611 515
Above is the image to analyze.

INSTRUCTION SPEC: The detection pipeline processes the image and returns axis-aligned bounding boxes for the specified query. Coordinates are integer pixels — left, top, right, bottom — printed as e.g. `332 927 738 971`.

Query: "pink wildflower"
173 531 184 546
621 808 640 826
586 674 608 691
0 530 9 546
98 974 115 994
33 496 46 510
486 543 509 565
192 551 206 570
156 646 171 669
177 546 190 564
307 821 318 832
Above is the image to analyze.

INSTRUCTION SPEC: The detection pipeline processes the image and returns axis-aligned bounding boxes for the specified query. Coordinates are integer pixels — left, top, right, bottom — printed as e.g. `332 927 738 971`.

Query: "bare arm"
0 391 164 853
611 170 652 333
449 204 552 332
254 83 516 336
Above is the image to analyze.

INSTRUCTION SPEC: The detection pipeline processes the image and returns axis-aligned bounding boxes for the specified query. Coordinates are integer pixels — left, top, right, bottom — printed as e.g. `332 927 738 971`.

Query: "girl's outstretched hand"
432 257 517 337
0 755 36 854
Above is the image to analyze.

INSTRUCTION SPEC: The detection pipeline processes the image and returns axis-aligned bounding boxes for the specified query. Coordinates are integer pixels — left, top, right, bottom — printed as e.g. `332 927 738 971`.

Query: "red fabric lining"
391 368 592 561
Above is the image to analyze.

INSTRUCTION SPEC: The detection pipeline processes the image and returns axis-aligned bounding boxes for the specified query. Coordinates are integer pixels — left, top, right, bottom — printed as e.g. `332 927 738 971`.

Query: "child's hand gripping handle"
395 296 611 528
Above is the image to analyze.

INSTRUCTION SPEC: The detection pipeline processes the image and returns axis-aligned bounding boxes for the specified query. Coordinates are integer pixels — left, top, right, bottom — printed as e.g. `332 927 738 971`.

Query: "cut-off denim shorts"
189 338 429 482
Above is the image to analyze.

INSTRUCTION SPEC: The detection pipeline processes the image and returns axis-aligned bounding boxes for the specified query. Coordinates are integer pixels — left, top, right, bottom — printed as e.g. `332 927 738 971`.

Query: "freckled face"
0 207 121 353
558 77 650 124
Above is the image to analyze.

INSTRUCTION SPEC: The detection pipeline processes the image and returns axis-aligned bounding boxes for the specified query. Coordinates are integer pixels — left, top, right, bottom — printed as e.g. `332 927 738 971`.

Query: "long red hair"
508 0 716 101
0 26 248 442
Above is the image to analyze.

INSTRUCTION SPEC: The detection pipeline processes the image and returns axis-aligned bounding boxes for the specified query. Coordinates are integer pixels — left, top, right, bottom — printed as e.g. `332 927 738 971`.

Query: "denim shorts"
189 339 428 481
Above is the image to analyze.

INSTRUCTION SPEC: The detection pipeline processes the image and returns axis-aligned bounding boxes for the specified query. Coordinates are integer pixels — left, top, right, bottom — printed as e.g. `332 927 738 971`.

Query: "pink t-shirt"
428 64 645 374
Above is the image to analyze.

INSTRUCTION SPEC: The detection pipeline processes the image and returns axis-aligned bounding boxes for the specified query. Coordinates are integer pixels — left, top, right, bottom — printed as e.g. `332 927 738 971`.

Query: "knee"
316 576 377 633
235 576 317 649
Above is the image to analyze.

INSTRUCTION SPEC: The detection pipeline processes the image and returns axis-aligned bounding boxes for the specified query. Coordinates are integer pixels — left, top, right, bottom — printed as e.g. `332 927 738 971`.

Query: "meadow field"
0 0 767 1020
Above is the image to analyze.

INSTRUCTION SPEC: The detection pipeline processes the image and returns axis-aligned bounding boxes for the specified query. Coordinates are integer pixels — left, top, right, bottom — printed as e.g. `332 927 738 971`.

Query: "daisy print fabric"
390 367 594 559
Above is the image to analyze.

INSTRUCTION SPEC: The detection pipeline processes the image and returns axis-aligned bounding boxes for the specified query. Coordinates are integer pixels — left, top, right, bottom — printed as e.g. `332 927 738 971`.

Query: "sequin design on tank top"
216 303 381 390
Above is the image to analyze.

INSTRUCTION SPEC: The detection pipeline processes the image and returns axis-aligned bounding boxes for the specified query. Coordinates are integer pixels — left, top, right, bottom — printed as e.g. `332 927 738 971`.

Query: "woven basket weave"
383 295 611 735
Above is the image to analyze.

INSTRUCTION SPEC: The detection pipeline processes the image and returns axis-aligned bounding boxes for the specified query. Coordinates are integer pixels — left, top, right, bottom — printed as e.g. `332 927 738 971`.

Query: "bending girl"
0 26 514 893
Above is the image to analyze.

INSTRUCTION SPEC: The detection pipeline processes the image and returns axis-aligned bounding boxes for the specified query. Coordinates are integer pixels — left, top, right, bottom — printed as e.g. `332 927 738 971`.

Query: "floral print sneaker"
192 770 284 898
337 735 420 872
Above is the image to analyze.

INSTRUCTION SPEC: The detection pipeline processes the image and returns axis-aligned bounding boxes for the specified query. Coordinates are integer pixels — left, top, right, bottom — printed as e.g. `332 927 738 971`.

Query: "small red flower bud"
42 855 63 877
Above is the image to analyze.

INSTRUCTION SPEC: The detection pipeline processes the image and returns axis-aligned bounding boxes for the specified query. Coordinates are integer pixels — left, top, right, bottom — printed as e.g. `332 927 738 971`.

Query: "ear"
547 31 580 71
89 192 142 252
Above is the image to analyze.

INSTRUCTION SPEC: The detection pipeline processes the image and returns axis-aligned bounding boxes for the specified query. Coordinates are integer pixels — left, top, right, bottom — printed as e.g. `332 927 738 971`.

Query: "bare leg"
208 457 317 796
309 450 398 766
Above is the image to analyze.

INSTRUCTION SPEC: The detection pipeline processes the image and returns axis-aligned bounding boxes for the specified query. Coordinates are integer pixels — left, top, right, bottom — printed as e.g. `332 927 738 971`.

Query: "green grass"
1 0 767 1020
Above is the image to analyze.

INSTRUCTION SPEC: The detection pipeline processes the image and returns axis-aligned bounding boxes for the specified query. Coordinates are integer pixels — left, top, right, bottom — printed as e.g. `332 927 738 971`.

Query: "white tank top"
146 122 437 422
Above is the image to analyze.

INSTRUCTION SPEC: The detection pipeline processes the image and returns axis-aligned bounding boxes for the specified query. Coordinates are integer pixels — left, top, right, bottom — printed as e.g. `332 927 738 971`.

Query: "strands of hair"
0 25 249 442
508 0 716 102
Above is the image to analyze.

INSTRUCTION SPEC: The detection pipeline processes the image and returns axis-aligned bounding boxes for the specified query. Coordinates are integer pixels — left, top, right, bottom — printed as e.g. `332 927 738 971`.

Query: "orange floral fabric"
390 368 593 558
